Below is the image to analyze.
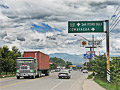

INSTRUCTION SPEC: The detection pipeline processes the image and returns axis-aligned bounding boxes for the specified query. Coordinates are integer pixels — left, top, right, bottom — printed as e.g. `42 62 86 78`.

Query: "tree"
94 55 107 79
66 61 72 69
49 63 57 70
0 46 21 75
50 57 65 68
12 46 19 53
1 45 10 75
111 57 120 82
0 47 3 76
11 46 21 73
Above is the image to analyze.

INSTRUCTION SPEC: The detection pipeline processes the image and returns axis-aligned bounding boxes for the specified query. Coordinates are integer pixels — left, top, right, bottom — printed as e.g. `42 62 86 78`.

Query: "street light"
74 34 90 41
74 34 89 66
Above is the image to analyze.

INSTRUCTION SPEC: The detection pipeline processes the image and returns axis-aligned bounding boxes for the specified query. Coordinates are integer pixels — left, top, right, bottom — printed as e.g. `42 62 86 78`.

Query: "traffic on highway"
0 70 88 90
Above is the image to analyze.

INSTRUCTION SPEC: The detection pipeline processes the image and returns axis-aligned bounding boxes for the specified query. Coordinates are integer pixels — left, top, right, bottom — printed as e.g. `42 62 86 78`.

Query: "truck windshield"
17 60 34 63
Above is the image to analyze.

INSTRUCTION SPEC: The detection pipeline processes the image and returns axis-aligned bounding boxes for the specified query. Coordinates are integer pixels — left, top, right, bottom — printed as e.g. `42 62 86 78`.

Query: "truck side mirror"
34 59 36 63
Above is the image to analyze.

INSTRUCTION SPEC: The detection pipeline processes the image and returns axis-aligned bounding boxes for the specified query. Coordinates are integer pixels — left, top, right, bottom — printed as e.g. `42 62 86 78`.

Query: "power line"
109 11 120 30
101 16 120 41
99 6 120 40
110 18 120 33
109 6 120 21
98 6 120 41
110 15 120 32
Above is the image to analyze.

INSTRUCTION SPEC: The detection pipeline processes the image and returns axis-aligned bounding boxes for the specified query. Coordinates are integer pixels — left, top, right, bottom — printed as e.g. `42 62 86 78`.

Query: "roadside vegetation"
94 74 120 90
87 73 93 79
0 45 21 78
86 55 120 90
49 57 72 69
0 45 73 78
1 72 16 78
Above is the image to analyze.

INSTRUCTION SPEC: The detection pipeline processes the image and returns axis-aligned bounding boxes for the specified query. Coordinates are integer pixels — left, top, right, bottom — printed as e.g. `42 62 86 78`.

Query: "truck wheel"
32 74 35 79
59 77 61 79
45 73 49 76
45 71 49 76
17 76 20 79
67 76 70 79
38 72 41 78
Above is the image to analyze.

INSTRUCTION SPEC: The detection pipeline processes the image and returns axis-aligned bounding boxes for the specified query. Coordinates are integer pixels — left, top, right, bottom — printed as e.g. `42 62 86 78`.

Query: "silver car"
58 69 71 79
82 69 88 73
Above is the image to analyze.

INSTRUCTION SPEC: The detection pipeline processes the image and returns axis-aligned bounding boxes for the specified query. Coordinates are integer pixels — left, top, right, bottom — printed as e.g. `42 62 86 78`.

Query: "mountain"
49 53 86 65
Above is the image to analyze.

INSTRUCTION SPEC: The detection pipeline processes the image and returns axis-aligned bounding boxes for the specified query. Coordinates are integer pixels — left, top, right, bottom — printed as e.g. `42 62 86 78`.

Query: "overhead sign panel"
68 21 104 33
80 40 102 48
83 54 95 59
84 54 87 58
86 40 102 48
87 51 95 54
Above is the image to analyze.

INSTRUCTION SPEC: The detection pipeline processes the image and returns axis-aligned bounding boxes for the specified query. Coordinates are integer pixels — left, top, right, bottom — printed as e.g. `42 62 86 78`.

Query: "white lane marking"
50 81 63 90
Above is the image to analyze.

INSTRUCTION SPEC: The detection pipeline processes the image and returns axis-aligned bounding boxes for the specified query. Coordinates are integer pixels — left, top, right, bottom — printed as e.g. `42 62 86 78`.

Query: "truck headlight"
16 70 19 73
30 70 34 72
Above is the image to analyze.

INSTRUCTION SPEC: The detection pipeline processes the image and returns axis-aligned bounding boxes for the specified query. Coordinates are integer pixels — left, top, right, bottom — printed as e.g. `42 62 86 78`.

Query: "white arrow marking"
77 23 80 26
91 28 95 31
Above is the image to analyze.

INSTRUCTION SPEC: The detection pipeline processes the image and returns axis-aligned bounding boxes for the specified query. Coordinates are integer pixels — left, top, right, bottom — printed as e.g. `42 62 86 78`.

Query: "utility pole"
90 47 92 61
90 35 94 60
92 35 94 53
106 20 110 83
86 57 87 66
92 35 95 76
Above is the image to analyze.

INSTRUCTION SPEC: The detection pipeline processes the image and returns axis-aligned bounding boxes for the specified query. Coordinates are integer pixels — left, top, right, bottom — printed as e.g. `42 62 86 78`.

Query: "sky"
0 0 120 56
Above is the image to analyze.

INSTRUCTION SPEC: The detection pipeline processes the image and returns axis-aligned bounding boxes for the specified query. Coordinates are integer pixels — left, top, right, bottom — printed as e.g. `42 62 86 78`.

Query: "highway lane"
0 70 88 90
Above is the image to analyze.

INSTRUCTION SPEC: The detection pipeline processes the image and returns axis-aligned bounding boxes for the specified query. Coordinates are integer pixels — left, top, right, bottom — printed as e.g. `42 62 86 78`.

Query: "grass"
94 75 120 90
0 72 16 78
87 73 93 79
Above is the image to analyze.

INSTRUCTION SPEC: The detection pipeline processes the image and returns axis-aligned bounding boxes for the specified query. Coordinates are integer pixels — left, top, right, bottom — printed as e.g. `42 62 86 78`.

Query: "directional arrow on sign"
91 27 95 31
77 23 80 26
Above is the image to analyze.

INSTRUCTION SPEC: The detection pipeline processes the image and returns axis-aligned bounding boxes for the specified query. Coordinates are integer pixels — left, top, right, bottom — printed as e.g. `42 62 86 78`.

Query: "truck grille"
21 66 27 69
20 70 30 73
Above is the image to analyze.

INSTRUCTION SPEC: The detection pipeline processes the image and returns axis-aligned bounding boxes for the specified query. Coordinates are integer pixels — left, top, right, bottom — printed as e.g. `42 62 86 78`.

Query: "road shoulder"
82 78 106 90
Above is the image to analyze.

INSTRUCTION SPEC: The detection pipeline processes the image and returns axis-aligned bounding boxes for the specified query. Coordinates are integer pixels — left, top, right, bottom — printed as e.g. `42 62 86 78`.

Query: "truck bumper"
16 73 34 77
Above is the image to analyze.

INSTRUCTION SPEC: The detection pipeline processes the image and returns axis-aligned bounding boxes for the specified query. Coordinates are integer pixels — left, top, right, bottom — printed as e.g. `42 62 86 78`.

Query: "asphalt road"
0 70 88 90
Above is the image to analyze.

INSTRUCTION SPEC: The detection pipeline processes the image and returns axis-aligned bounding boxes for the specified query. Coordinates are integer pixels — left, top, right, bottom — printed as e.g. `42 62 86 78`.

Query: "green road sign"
68 21 104 33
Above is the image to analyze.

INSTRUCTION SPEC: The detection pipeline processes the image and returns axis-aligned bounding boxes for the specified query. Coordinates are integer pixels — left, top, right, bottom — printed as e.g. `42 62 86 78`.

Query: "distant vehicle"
55 69 60 72
82 69 88 73
58 69 71 79
16 51 49 79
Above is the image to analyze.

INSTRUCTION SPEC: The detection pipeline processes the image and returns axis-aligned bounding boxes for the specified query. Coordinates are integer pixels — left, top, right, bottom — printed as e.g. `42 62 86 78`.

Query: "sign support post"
106 20 110 83
92 35 94 54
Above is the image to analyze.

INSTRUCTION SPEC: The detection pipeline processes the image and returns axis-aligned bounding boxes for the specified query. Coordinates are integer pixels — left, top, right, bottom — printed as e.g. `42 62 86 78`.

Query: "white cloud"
0 0 120 56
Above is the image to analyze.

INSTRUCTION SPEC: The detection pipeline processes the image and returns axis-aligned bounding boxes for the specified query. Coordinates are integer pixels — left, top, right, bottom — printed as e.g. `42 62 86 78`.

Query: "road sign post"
106 20 110 83
68 20 110 82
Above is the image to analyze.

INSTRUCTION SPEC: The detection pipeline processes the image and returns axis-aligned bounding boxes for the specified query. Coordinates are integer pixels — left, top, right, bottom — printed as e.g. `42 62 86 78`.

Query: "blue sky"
31 23 62 33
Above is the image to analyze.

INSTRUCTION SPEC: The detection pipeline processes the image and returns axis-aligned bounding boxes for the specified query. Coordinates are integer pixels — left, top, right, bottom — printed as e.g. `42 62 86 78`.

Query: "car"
58 69 71 79
82 69 88 73
55 69 60 72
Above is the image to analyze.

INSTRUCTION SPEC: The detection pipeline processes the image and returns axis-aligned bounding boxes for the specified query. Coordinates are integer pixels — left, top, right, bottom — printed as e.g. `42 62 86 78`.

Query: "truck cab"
16 57 38 79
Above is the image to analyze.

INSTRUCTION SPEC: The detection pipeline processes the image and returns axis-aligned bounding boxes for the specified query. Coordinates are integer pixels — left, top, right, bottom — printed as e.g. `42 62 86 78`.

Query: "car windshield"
60 70 69 73
83 70 87 71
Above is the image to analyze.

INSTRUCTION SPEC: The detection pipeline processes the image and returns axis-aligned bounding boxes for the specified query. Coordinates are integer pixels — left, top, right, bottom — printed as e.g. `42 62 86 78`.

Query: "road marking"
0 76 49 89
50 81 63 90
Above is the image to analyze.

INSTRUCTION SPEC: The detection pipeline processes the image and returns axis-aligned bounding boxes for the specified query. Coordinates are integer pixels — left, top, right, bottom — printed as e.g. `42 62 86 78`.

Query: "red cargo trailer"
24 51 49 70
16 51 49 79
